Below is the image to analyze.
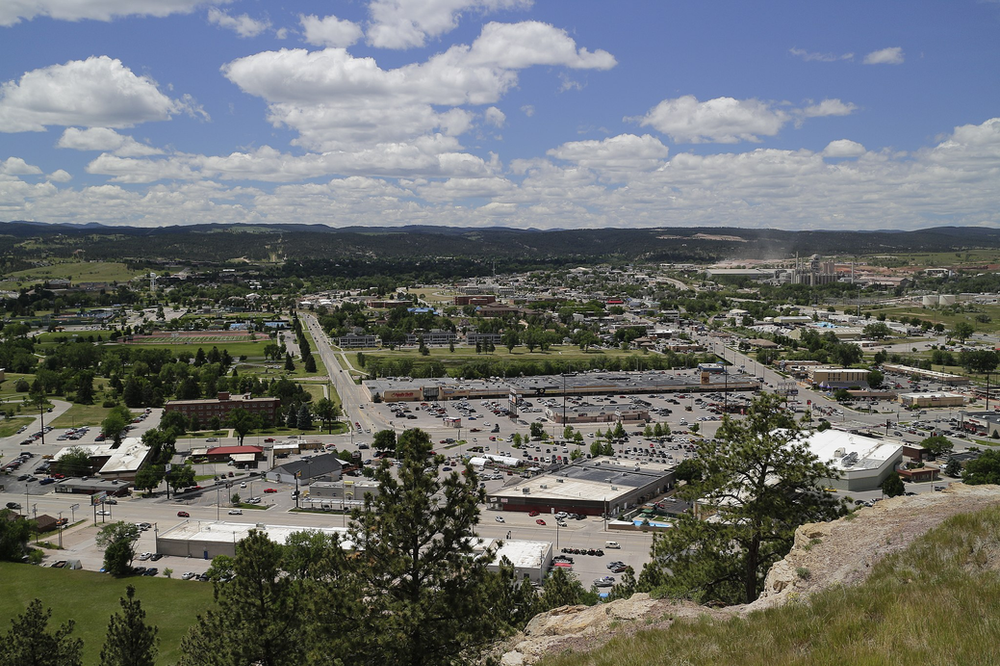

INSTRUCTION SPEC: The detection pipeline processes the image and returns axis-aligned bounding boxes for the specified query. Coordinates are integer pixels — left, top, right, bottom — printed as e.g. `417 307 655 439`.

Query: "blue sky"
1 0 999 230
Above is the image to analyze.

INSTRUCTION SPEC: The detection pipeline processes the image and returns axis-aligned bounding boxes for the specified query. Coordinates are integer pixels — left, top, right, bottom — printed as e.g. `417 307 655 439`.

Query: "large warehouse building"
487 457 674 517
796 429 904 492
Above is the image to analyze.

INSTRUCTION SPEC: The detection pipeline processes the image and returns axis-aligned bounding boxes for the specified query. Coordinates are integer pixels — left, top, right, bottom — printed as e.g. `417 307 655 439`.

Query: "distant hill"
4 221 1000 266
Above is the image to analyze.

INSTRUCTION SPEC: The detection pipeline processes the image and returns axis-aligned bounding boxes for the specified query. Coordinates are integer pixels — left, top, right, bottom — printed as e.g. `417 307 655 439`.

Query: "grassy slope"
0 562 215 665
539 507 1000 666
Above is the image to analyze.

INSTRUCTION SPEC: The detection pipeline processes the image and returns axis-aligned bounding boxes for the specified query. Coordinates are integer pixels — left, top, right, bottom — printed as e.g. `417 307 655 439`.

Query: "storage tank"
922 295 938 307
939 294 957 306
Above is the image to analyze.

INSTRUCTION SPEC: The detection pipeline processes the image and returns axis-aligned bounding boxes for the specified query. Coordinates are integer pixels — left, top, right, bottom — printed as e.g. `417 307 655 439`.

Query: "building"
336 334 379 348
164 392 282 423
470 537 553 584
309 478 381 503
266 453 343 485
808 367 871 388
191 445 264 467
454 295 496 306
796 429 903 492
52 439 152 482
487 457 674 517
882 364 970 385
899 392 965 408
155 521 350 559
545 403 649 425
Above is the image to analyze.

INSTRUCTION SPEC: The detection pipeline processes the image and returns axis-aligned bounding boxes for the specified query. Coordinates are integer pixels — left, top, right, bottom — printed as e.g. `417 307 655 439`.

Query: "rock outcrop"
497 483 1000 665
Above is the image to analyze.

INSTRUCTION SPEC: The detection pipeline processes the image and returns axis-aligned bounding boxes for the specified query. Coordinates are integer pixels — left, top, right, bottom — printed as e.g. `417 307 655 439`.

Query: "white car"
228 509 243 515
240 482 247 488
137 552 152 561
181 571 196 580
495 516 505 523
97 509 111 516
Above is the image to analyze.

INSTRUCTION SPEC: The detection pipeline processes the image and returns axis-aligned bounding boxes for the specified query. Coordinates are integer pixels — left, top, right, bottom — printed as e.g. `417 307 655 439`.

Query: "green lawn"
50 403 118 428
0 561 215 666
361 344 653 370
0 416 34 438
0 261 142 289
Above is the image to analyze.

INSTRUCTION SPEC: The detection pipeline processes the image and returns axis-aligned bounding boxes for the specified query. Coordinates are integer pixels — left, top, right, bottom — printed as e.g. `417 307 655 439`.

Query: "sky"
1 0 999 231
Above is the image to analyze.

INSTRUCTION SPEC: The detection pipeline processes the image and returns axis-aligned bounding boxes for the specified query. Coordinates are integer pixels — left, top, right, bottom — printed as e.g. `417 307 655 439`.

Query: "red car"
528 510 540 517
264 437 275 443
263 488 278 493
535 519 546 525
177 511 190 517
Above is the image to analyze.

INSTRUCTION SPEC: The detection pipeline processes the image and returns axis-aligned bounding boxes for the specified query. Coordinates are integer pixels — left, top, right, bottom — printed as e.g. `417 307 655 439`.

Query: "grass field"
0 416 34 438
0 261 142 289
50 403 118 428
361 344 652 369
0 562 215 665
867 303 1000 335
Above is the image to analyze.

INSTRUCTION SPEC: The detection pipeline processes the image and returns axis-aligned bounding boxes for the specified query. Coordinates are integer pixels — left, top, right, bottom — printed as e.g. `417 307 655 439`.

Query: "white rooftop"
159 520 352 548
54 437 151 474
470 537 551 569
798 429 902 472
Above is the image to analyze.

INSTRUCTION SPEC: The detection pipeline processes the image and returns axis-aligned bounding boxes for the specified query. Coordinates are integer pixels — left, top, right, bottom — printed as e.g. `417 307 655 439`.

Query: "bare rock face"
747 483 1000 613
496 483 1000 665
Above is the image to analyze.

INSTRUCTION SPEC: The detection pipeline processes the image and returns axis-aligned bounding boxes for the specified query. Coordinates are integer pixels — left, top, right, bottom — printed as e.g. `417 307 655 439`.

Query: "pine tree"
1 598 83 666
296 405 312 430
284 353 295 372
100 585 159 666
285 406 297 429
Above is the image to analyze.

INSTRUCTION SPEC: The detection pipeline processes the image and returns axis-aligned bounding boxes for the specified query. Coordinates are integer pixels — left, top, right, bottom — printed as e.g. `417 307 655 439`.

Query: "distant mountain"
4 221 1000 265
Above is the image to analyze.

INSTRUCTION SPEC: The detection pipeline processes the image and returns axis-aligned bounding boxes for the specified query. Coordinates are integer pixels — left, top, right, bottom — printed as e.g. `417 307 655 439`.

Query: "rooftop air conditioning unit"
522 488 530 494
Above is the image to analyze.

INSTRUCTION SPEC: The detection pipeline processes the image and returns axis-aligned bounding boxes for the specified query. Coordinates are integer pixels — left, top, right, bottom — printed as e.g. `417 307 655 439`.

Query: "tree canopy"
643 393 844 604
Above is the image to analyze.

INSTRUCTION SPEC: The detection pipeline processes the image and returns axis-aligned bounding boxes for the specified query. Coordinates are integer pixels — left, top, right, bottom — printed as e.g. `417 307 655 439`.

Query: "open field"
0 562 215 666
0 417 34 438
0 261 142 289
50 403 117 428
360 344 657 367
866 303 1000 335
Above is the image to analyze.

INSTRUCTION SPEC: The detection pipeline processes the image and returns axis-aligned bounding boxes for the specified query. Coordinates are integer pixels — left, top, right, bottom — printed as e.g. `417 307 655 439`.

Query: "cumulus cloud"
789 48 853 62
822 139 867 158
47 169 72 182
548 134 669 177
366 0 532 49
300 14 363 47
0 157 42 175
631 95 788 144
0 56 194 132
797 99 858 119
58 127 164 156
864 47 904 65
0 0 224 27
221 21 614 153
207 8 271 38
484 106 506 127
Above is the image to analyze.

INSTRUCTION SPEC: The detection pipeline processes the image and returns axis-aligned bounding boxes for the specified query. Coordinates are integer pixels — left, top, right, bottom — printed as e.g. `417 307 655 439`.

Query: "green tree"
867 369 884 389
674 458 703 483
99 585 159 666
643 393 844 605
303 353 317 373
881 472 905 498
225 408 260 446
75 371 95 405
951 321 974 343
372 429 397 455
284 353 295 372
945 458 963 477
0 509 35 562
862 322 892 340
502 329 519 353
133 465 164 494
344 428 500 665
919 435 953 459
296 405 312 430
530 422 544 440
313 397 340 434
167 464 196 491
480 557 540 634
53 446 92 478
961 449 1000 485
539 567 588 609
101 406 132 448
96 521 142 577
0 598 83 666
179 531 307 666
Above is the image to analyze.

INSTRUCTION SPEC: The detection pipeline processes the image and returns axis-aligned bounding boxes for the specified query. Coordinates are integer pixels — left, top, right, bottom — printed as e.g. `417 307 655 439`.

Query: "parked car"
228 509 243 515
495 516 505 523
263 488 278 493
528 510 540 517
535 519 546 525
177 511 190 517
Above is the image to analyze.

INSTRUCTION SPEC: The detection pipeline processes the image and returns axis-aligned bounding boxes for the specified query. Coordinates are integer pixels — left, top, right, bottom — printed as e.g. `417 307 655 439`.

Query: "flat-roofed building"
882 364 970 385
156 521 350 559
487 457 674 517
53 438 151 482
808 367 871 388
164 392 282 423
470 537 553 583
796 429 903 492
899 392 965 408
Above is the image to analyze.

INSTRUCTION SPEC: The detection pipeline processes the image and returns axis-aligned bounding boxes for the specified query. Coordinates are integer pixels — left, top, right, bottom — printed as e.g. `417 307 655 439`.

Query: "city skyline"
1 0 999 230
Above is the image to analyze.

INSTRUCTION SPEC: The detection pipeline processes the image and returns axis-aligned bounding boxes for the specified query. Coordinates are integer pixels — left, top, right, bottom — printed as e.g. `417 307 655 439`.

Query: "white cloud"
864 47 904 65
47 169 72 182
548 134 669 178
797 99 858 119
0 56 193 132
57 128 164 156
300 14 363 48
822 139 867 158
0 157 42 175
0 0 226 27
521 105 535 117
631 95 788 144
366 0 532 49
207 8 271 38
484 106 506 127
221 22 613 153
789 48 854 62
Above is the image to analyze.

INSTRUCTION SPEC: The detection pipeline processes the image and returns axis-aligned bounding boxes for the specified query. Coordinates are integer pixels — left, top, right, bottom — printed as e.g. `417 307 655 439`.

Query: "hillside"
501 484 1000 666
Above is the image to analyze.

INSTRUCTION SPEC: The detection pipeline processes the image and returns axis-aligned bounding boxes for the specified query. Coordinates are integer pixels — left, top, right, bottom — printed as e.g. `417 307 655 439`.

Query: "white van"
605 541 621 549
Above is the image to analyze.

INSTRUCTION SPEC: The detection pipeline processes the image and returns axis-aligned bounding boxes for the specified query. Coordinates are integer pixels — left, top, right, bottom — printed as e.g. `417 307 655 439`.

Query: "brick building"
164 392 282 423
